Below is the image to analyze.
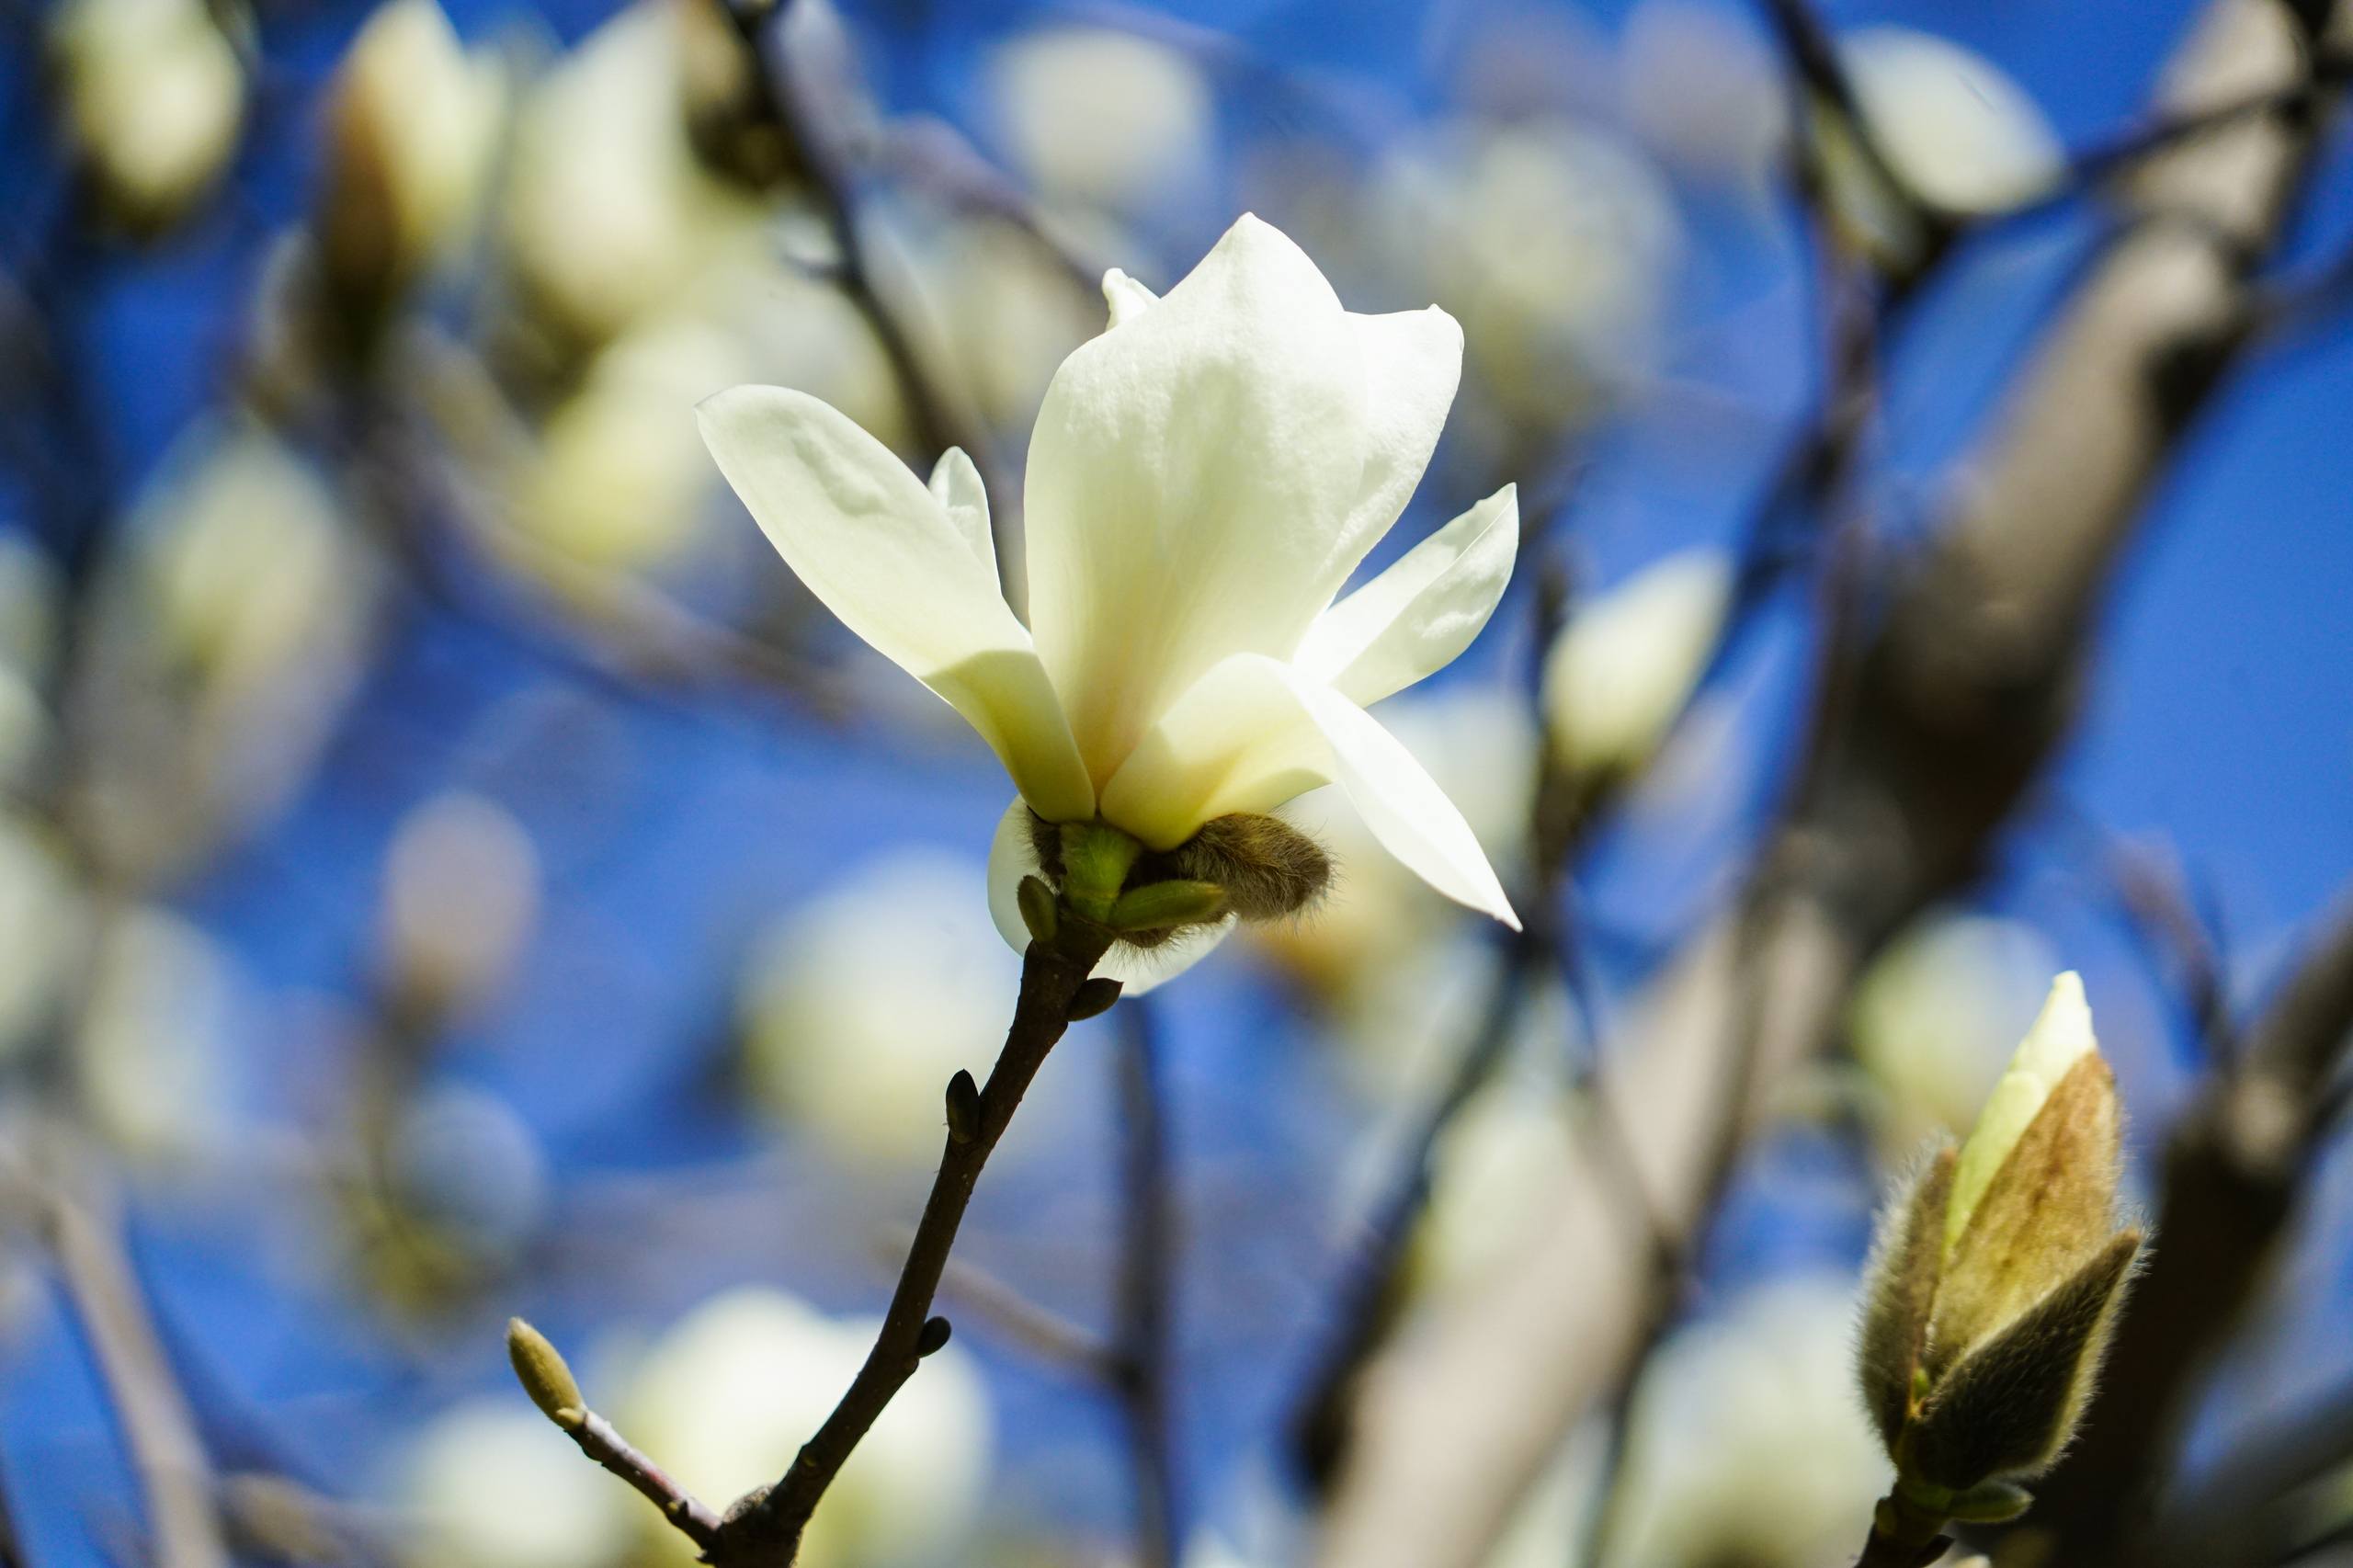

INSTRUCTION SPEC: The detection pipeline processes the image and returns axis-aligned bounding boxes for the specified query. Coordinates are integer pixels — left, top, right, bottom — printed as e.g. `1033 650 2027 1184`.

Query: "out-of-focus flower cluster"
7 1 2118 1565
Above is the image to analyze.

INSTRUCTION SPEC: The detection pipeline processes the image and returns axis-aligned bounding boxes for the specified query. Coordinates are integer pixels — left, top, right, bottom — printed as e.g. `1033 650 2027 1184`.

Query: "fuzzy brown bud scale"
1026 810 1331 953
1854 975 2146 1542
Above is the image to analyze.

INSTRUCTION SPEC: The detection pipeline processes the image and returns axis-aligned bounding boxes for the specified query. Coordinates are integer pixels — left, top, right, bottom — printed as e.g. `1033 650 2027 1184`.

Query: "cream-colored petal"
700 386 1093 821
1293 484 1518 707
1102 267 1158 327
1335 304 1464 582
1946 971 2100 1254
1024 214 1372 783
1099 654 1518 926
983 800 1233 992
926 447 997 592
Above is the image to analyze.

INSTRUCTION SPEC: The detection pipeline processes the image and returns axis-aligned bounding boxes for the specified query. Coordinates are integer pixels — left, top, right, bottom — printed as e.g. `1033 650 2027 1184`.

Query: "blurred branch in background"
1112 998 1180 1568
1312 2 2349 1564
13 1141 228 1568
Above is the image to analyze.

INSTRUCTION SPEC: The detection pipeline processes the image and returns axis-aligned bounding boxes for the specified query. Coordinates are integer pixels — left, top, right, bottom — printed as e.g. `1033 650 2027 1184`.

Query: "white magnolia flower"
700 216 1520 990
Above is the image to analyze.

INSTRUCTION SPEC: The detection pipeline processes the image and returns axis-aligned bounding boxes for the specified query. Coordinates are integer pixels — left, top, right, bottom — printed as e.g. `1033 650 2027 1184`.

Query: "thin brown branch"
566 1409 724 1550
706 935 1111 1567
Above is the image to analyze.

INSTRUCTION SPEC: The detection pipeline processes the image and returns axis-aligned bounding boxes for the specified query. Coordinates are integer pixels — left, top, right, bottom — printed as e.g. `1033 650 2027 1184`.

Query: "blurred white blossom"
48 0 244 233
619 1286 992 1568
1843 28 2063 215
320 0 506 297
740 849 1022 1165
986 27 1214 219
509 268 904 583
75 905 242 1159
1370 118 1681 441
380 791 542 1020
1847 911 2061 1153
516 315 750 573
0 814 83 1064
1417 1078 1579 1296
1621 0 1786 190
503 0 768 343
383 1083 551 1261
1600 1277 1890 1568
80 421 376 881
1542 549 1733 782
400 1399 631 1568
915 214 1105 437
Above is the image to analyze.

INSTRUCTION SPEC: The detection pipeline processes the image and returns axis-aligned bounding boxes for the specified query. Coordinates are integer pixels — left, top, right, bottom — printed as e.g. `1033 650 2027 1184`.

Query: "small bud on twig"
1017 875 1059 944
506 1317 584 1427
915 1315 953 1357
944 1070 981 1144
1067 977 1123 1020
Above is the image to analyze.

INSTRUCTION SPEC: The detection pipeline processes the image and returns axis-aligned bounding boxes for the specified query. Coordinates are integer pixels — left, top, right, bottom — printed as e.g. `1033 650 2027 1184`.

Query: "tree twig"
703 935 1112 1567
31 1154 231 1568
565 1409 724 1550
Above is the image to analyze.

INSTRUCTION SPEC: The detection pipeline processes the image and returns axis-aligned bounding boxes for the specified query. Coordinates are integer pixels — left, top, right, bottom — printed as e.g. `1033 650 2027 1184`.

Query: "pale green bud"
506 1317 584 1428
1107 880 1228 934
1945 972 2097 1256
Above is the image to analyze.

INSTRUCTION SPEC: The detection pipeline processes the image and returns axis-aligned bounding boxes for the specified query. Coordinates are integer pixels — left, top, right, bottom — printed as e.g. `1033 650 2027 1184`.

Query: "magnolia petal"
1293 484 1518 707
984 800 1234 992
1100 654 1518 926
1025 214 1371 782
1102 268 1159 327
926 447 997 592
1947 971 2100 1254
700 386 1094 822
1335 304 1464 582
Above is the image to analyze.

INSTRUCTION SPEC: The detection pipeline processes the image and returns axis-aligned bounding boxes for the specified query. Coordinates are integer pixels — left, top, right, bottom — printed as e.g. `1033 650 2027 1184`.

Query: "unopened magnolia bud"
318 0 504 311
915 1316 952 1357
1854 972 2144 1516
1066 977 1122 1020
1541 550 1732 781
1857 1143 1954 1450
506 1317 583 1427
49 0 244 235
943 1070 980 1144
1170 812 1331 921
1016 875 1059 945
1906 1228 2142 1492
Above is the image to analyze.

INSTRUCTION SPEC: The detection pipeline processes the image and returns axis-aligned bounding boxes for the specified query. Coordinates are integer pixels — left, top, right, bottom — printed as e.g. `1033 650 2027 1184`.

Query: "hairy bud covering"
1853 973 2145 1526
